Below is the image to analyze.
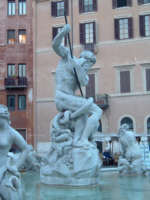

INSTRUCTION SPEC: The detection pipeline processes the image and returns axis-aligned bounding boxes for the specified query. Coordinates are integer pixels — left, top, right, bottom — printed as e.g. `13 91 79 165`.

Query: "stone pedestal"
40 143 101 186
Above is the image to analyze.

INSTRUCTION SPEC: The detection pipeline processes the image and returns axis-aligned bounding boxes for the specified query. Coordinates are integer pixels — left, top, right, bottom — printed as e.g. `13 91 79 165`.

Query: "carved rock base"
40 145 102 186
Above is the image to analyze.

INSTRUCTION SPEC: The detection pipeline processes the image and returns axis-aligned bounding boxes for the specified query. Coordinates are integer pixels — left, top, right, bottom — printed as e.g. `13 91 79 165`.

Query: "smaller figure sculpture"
118 124 145 175
0 104 32 200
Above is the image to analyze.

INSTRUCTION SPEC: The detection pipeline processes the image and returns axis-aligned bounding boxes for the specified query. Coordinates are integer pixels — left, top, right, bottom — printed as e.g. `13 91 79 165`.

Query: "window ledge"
80 11 97 15
7 15 16 17
110 91 150 97
139 3 150 6
18 15 27 17
115 38 134 42
141 35 150 38
113 64 134 69
18 43 27 45
114 6 131 10
52 15 65 19
114 36 150 43
7 44 16 46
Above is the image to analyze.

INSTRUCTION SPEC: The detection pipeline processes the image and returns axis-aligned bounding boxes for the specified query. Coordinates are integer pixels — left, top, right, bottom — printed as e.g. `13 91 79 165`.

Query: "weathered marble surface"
40 24 103 186
40 112 102 185
0 105 39 200
118 124 149 175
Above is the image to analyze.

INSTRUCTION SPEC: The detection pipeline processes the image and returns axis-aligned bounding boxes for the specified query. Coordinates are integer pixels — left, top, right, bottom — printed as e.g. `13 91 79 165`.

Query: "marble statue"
118 124 147 175
17 145 41 172
0 104 35 200
40 24 103 185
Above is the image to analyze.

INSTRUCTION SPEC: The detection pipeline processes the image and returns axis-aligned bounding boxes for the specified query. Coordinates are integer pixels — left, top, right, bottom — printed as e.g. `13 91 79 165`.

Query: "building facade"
0 0 34 145
33 0 150 153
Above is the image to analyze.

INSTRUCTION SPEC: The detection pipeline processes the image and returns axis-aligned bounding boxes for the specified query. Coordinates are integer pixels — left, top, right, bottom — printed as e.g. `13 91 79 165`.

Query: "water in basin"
22 171 150 200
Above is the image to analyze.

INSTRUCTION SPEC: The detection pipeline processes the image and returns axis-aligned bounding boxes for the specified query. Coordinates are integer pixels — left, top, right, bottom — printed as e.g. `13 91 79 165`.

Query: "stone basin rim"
40 182 100 189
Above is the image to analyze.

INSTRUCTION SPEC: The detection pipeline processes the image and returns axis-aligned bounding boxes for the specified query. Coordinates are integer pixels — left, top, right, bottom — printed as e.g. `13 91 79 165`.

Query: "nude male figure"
52 24 103 146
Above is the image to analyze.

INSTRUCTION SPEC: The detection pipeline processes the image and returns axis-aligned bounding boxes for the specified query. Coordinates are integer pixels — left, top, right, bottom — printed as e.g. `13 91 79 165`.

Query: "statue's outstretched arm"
52 24 71 58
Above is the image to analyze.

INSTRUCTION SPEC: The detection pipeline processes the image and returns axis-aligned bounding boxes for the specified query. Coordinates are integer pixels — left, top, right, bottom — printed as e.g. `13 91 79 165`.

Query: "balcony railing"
95 94 109 110
4 77 28 89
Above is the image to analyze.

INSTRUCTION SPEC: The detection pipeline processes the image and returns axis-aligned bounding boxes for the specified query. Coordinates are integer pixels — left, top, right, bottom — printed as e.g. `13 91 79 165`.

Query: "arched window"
120 117 133 130
147 118 150 135
98 120 102 132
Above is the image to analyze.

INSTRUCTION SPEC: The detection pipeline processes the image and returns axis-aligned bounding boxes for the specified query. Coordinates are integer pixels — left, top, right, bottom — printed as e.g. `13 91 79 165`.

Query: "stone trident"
64 11 84 97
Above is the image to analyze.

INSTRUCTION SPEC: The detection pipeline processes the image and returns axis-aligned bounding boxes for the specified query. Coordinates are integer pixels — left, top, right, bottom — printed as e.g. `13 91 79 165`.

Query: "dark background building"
0 0 34 145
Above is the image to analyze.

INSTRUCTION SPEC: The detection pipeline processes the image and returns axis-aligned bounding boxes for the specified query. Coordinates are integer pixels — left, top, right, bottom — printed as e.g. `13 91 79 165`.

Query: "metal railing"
4 77 28 89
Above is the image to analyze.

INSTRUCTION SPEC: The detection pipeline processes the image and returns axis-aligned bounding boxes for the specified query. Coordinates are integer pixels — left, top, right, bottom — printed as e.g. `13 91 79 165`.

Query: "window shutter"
64 0 69 16
112 0 117 9
93 0 98 11
93 22 96 43
79 0 83 13
51 1 57 17
52 27 58 39
120 71 130 93
80 23 85 44
86 74 95 100
146 68 150 91
127 0 132 6
114 19 119 39
138 0 144 5
128 18 133 38
139 15 145 37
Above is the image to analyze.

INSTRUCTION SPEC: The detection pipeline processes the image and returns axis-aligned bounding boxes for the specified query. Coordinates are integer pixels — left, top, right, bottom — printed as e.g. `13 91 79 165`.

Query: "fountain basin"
22 169 150 200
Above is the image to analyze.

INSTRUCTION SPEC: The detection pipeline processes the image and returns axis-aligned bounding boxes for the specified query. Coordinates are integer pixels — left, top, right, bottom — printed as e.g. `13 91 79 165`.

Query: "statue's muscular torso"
55 58 78 95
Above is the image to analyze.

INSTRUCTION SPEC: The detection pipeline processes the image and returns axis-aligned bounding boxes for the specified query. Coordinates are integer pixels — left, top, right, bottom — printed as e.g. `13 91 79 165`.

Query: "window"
120 70 131 93
7 64 16 77
7 30 15 44
57 1 64 16
86 74 95 100
138 0 150 5
147 118 150 134
7 95 15 111
16 129 27 140
80 22 96 45
8 0 16 16
146 68 150 91
114 18 133 40
18 95 26 110
112 0 132 8
51 0 69 17
18 64 26 77
52 27 67 46
121 117 133 130
139 15 150 37
79 0 97 13
85 23 94 43
18 29 26 44
18 0 26 15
